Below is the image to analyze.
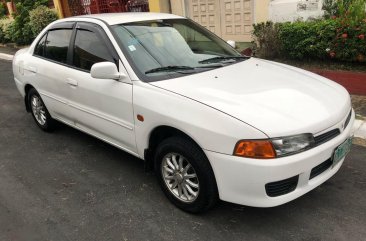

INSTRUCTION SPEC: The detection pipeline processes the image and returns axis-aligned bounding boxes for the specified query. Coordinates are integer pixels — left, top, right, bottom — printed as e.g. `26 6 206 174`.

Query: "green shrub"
0 3 7 18
29 6 58 37
254 0 366 62
0 18 13 43
10 0 49 45
253 18 366 62
278 20 339 60
279 19 365 62
252 21 281 59
330 20 366 62
323 0 366 21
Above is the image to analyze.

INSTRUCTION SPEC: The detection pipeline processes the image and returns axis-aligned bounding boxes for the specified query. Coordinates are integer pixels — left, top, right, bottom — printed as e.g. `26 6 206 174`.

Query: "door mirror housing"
90 62 123 80
227 40 236 49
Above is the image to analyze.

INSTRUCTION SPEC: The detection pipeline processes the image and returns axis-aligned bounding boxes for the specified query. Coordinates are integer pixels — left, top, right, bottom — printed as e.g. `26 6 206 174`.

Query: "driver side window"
73 29 115 72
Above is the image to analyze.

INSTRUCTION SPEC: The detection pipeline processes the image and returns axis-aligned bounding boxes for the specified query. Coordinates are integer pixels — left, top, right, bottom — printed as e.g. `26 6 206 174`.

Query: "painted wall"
52 0 64 18
170 0 185 16
148 0 171 13
269 0 324 22
255 0 270 23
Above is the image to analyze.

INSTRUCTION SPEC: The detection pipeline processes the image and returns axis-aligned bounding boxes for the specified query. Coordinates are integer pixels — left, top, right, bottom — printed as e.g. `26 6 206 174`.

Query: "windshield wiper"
198 56 250 64
145 66 195 74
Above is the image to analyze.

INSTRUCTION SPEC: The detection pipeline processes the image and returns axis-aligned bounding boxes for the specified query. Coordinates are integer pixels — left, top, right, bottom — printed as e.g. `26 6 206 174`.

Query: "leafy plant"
253 18 366 62
29 5 58 37
10 0 49 45
0 2 7 18
0 18 14 43
252 21 281 59
278 20 339 60
323 0 366 23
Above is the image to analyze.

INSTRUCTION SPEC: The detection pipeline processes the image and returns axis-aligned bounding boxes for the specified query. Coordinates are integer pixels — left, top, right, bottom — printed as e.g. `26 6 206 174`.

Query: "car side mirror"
227 40 236 49
90 62 124 80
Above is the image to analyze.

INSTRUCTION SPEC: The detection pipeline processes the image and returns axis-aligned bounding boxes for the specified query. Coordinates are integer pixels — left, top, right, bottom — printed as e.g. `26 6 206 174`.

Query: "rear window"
44 29 72 64
34 34 47 57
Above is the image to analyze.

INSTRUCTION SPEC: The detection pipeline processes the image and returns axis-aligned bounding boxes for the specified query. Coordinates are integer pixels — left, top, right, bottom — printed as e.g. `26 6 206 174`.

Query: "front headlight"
271 133 314 157
234 133 314 159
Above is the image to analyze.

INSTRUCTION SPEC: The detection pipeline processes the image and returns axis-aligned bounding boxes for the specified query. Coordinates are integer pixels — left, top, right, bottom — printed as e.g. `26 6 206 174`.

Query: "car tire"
154 136 218 213
27 88 56 132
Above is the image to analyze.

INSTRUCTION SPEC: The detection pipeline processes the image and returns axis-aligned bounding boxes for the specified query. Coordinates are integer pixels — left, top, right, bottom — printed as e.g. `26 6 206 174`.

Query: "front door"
66 22 137 154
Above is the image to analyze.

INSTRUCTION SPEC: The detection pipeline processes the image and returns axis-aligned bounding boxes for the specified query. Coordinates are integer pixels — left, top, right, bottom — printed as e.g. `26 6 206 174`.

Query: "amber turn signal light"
137 114 144 122
234 140 276 159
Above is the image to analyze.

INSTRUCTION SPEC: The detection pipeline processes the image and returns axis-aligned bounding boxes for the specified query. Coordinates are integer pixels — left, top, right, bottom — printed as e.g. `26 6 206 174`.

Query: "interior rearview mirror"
90 62 124 80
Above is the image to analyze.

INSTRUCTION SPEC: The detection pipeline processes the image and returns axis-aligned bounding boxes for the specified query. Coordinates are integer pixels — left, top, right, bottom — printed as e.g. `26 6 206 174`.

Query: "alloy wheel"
30 95 47 126
161 152 200 203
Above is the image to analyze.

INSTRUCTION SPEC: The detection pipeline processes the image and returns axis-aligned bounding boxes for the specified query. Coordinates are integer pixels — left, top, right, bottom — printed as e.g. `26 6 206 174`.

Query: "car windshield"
112 18 247 82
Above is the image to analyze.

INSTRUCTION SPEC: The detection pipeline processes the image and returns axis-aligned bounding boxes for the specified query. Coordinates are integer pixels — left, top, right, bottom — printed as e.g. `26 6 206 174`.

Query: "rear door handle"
26 66 37 73
66 78 78 87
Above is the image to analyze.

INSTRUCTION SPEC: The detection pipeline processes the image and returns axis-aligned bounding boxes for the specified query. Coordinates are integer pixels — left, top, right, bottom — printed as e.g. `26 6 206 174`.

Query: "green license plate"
332 137 353 167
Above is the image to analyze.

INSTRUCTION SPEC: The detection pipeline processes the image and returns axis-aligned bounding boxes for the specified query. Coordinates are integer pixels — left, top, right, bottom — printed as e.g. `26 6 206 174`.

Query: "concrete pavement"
354 119 366 139
0 53 14 61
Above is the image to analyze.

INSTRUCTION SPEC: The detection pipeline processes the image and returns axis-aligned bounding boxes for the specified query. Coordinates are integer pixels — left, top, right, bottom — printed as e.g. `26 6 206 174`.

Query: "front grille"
310 158 332 179
344 110 352 129
314 129 340 146
265 175 299 197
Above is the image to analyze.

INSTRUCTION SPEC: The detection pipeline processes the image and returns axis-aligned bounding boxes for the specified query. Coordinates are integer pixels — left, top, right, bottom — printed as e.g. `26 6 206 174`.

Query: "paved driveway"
1 60 365 241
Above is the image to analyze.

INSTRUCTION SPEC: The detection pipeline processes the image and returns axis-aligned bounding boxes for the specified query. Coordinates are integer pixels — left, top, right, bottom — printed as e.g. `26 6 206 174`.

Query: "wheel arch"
144 125 207 171
24 84 35 112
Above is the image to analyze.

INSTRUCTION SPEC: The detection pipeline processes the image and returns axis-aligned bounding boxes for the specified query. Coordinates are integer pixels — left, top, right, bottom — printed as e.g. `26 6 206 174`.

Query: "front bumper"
205 111 355 207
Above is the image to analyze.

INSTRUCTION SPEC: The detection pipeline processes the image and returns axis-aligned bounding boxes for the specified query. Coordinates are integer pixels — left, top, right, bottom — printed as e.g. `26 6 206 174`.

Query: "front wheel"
154 136 218 213
28 88 56 132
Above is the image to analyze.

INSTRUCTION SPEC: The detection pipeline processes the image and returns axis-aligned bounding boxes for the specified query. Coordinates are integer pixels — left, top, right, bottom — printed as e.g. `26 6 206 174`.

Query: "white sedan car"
13 13 354 213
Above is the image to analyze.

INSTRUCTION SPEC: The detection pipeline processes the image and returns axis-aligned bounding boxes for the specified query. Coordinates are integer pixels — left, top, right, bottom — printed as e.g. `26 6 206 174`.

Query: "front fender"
132 81 268 158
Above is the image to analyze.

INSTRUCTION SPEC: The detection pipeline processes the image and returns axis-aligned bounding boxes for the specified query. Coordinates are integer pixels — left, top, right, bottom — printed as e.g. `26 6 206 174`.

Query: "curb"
0 53 14 61
353 119 366 139
0 52 365 140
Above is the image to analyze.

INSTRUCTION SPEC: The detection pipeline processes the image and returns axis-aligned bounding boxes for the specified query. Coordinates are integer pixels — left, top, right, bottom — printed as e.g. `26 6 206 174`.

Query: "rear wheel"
154 136 218 213
28 88 56 132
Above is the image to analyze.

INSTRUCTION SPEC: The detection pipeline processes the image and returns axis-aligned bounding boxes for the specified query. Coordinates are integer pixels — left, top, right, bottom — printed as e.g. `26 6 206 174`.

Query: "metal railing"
67 0 149 16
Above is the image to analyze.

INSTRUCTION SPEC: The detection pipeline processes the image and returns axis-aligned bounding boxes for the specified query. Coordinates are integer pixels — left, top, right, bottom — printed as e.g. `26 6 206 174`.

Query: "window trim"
70 22 120 73
33 21 75 58
32 21 121 74
33 32 48 58
44 28 73 65
33 28 74 69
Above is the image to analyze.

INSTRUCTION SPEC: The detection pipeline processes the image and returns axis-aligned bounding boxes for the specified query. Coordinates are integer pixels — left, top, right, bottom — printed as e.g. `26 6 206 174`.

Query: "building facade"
170 0 270 42
51 0 270 42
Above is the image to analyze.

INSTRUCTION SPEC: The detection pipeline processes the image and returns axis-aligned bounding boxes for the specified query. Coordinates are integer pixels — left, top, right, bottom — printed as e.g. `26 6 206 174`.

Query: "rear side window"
44 29 72 64
73 29 114 71
34 34 47 57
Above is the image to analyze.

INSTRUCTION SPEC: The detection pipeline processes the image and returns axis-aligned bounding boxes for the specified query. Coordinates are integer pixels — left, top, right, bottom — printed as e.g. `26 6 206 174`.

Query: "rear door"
65 22 137 154
30 22 75 124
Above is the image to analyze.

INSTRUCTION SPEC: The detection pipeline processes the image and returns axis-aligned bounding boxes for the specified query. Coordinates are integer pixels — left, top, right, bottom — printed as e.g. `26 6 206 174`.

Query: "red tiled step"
309 69 366 95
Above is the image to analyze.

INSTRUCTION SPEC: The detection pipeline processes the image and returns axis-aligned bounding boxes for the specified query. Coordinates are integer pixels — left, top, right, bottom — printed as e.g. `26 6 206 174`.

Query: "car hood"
149 58 351 137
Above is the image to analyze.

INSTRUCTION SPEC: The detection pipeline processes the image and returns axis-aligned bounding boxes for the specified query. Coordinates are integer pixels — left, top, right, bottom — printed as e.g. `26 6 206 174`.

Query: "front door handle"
66 78 78 87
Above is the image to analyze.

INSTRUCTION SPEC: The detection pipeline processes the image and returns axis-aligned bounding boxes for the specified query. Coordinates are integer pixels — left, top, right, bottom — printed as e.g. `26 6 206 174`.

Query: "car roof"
66 12 185 25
